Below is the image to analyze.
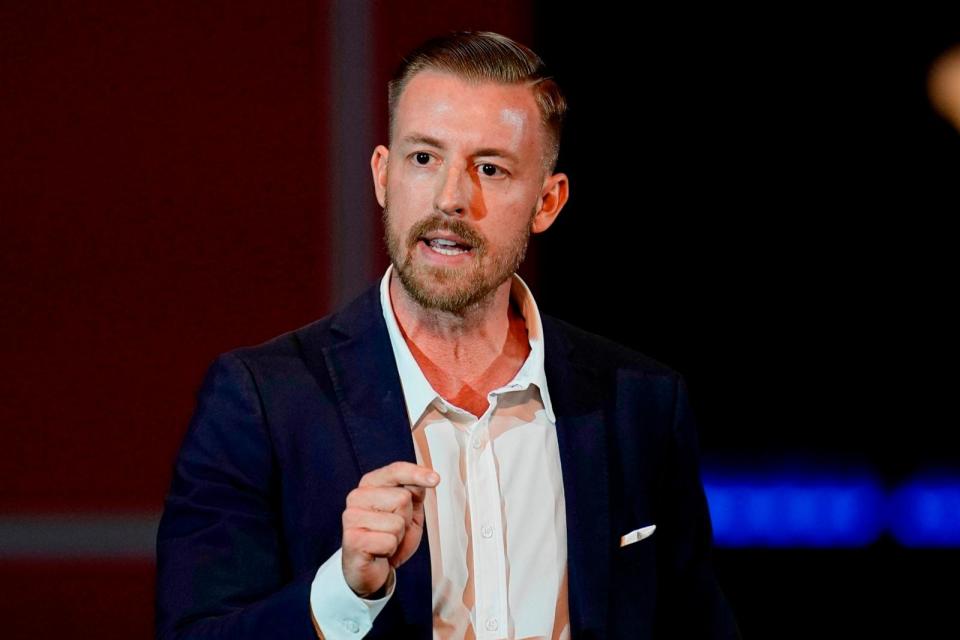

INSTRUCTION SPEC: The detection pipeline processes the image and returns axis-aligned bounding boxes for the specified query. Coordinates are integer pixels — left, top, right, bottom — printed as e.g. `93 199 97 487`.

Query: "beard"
382 198 535 314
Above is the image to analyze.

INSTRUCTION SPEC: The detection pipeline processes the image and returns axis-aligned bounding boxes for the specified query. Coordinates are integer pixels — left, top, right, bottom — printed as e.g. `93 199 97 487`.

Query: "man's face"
372 70 566 314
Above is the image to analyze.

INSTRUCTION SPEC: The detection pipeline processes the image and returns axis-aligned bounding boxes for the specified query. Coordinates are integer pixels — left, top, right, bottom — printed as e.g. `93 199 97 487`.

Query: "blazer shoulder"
224 281 382 366
208 312 347 386
219 315 327 361
542 312 680 380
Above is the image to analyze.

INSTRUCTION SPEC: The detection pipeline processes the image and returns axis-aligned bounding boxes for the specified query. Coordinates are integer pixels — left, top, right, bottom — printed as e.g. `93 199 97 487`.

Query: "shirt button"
471 437 483 449
342 619 360 633
485 618 499 631
481 524 494 538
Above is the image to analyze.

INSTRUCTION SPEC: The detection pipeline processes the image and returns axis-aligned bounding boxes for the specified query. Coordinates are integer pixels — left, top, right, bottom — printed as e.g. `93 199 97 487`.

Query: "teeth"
428 244 468 256
430 238 457 247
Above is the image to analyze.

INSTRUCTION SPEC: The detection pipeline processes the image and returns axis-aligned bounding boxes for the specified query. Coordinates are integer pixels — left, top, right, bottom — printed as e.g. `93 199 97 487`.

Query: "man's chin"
397 268 489 314
404 282 481 314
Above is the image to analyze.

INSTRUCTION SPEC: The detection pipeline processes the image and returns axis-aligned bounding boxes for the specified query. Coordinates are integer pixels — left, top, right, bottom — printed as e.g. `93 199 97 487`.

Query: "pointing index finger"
359 461 440 489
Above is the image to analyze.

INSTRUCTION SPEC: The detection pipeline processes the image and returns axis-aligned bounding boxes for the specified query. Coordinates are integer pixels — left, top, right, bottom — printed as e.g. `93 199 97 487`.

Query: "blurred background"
1 2 957 637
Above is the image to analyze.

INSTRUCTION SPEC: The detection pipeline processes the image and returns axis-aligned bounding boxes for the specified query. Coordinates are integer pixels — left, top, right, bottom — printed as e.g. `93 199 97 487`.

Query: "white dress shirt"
311 265 569 640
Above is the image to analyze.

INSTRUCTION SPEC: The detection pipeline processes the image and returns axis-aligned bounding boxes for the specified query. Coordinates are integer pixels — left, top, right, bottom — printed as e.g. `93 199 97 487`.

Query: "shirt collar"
379 263 557 428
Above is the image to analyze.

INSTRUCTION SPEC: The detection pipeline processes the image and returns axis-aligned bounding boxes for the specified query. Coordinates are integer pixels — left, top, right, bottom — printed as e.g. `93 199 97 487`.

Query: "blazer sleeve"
655 374 742 639
156 352 317 640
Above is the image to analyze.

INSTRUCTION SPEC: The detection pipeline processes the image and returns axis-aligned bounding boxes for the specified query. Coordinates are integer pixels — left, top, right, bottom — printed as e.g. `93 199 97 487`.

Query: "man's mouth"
420 236 474 256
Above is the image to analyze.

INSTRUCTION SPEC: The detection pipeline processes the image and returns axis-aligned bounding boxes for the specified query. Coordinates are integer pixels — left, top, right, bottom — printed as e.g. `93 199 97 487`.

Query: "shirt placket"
466 393 510 639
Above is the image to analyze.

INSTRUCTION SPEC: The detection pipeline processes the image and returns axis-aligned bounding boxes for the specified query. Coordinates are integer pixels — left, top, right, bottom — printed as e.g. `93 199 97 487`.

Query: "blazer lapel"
542 314 612 638
299 282 433 636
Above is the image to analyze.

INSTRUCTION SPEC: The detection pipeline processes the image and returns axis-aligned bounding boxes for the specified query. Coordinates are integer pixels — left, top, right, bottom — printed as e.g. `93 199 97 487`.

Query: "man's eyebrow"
401 134 520 163
401 134 446 149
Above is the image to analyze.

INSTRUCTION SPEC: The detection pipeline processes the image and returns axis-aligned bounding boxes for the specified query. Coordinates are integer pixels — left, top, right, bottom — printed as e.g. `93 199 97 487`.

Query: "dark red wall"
0 2 532 637
2 1 332 513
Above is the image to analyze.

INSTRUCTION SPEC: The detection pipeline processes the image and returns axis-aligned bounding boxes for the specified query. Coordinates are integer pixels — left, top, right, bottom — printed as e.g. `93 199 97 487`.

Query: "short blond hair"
387 30 567 175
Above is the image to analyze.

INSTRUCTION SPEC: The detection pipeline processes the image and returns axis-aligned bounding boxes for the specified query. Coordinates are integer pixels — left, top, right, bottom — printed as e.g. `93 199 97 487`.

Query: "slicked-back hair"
387 30 567 176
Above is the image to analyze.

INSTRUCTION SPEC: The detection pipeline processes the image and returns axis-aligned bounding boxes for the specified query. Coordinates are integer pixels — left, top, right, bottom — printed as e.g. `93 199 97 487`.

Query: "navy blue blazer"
156 281 740 639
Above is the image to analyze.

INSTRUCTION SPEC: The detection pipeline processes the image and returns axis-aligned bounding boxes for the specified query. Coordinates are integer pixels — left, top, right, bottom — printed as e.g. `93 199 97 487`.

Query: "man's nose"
434 164 470 216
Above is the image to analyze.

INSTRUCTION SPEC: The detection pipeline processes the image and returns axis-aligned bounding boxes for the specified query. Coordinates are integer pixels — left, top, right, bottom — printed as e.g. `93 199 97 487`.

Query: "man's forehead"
393 71 542 156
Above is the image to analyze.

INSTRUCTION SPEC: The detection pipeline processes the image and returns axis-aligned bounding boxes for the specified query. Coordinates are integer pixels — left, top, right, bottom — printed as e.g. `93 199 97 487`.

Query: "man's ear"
371 145 389 207
531 172 570 234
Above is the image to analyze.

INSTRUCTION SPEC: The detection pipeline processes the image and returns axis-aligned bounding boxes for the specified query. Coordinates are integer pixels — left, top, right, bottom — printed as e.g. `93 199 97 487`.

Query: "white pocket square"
620 524 656 547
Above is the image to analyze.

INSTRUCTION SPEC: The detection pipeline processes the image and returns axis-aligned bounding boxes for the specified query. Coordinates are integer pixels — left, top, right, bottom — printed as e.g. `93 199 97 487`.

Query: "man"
156 31 740 639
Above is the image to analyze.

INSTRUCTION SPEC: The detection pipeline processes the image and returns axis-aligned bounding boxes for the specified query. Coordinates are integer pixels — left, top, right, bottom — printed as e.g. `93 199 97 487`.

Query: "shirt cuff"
310 547 397 639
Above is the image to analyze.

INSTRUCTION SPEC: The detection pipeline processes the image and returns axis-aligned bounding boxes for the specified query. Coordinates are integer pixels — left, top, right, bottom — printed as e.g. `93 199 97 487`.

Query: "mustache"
407 215 484 249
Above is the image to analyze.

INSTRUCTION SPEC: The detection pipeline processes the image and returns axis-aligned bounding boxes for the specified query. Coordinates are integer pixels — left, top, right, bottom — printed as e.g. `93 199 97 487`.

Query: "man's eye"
413 152 432 165
479 163 505 177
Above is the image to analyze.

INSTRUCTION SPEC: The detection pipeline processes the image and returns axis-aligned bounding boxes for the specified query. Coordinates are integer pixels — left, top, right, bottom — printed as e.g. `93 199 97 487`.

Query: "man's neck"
388 271 530 405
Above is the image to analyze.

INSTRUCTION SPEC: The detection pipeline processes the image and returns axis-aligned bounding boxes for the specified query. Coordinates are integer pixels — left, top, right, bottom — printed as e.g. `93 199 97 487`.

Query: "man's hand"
341 461 440 597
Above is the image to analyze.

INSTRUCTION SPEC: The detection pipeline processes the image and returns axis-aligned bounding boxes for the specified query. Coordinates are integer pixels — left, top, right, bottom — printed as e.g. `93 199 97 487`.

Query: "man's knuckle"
343 528 358 547
343 507 360 525
385 490 404 511
383 532 400 554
